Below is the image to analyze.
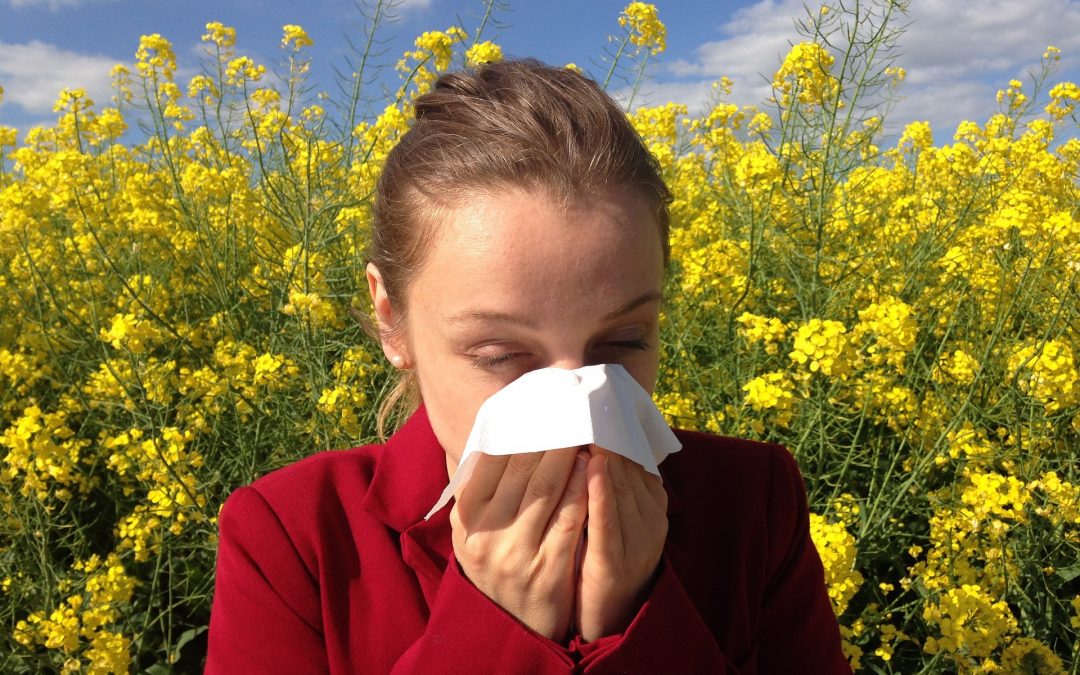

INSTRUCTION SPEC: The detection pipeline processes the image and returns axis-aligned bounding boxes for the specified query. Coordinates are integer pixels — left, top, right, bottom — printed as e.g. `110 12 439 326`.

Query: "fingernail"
575 454 588 471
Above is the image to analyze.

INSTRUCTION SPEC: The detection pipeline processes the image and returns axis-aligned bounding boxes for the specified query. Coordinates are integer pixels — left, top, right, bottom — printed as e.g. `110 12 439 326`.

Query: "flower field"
1 1 1079 672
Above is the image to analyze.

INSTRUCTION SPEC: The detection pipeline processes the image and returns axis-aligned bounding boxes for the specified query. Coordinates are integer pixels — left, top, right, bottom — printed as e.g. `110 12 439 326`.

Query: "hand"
575 448 669 642
449 447 590 641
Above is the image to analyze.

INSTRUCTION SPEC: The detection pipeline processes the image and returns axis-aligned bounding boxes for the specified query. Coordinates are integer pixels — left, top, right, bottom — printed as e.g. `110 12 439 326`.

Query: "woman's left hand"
575 447 669 642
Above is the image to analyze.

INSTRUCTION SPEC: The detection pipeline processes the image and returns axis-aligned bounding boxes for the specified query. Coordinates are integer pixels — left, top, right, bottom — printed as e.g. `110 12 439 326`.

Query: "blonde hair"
359 58 672 440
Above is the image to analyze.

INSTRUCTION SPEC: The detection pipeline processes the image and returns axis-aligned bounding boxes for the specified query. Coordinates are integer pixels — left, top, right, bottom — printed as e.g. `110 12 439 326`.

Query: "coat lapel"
360 404 455 608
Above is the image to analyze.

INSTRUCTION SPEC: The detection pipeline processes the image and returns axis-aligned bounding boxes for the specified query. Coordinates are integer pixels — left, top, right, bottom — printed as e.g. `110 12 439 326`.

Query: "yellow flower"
789 319 852 377
1007 339 1079 413
618 2 667 55
465 41 503 67
135 33 177 79
1046 81 1079 120
899 120 933 151
853 296 917 372
772 42 837 107
282 24 313 50
737 313 789 353
809 511 863 617
933 348 980 386
202 21 237 49
999 637 1064 674
741 371 796 427
225 56 266 85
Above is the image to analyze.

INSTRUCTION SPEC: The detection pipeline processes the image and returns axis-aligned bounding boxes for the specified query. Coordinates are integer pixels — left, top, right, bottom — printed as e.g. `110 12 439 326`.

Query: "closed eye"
470 352 520 369
604 339 650 352
469 339 650 371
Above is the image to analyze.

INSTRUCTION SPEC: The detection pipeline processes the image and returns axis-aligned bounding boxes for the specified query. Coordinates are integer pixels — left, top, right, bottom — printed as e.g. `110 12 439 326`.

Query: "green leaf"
1055 564 1080 583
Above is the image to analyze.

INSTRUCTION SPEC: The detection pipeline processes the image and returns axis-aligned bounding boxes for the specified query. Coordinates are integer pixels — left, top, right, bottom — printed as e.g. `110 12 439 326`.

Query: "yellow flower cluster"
14 554 135 672
922 584 1018 661
809 495 865 670
810 507 864 616
852 296 917 372
741 371 796 429
736 312 789 355
317 347 381 438
281 24 313 50
396 26 468 98
618 2 667 55
772 41 838 107
2 405 90 500
202 21 236 49
933 348 981 386
789 319 852 376
465 41 503 67
1007 339 1078 413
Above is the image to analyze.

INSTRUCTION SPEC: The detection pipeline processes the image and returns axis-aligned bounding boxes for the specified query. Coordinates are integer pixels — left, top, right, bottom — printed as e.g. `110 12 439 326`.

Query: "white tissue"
424 363 682 519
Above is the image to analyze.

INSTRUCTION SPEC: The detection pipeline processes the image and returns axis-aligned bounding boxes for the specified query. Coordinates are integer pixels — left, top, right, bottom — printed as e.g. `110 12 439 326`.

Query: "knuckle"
548 504 583 536
504 453 540 480
525 471 561 500
476 452 501 467
611 461 633 494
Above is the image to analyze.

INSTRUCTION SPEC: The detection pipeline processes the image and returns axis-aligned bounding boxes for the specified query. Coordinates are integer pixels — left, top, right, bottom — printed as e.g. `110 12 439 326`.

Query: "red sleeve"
755 446 851 673
571 554 739 673
205 486 328 675
391 554 578 673
567 445 849 674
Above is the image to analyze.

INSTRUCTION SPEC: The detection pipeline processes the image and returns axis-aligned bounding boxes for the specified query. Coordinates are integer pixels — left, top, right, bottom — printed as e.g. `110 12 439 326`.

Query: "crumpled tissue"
425 363 682 519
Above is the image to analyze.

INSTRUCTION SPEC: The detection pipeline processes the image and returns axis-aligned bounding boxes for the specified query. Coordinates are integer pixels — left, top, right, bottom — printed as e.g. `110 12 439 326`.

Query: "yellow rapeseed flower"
772 42 838 107
281 24 313 50
202 21 237 49
465 41 503 67
618 2 667 55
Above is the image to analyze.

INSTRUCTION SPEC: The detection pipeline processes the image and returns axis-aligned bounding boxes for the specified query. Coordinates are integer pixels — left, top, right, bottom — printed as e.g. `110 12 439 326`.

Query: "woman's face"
367 188 665 471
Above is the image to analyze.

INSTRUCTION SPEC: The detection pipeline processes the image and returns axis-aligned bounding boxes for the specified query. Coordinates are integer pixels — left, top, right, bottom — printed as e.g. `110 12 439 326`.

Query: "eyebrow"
447 290 663 328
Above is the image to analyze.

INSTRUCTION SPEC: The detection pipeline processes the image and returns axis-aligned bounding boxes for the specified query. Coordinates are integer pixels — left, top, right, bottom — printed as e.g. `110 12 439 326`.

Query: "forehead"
410 188 663 321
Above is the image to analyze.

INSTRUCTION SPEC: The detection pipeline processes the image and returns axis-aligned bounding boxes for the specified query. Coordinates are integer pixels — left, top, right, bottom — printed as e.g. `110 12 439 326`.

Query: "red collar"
360 404 454 605
360 402 451 534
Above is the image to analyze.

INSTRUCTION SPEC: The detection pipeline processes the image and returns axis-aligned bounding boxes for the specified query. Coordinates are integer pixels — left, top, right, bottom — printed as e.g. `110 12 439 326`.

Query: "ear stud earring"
391 355 404 367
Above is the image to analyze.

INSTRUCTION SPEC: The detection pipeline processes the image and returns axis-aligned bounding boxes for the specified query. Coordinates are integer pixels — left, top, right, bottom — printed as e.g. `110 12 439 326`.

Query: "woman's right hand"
449 447 590 641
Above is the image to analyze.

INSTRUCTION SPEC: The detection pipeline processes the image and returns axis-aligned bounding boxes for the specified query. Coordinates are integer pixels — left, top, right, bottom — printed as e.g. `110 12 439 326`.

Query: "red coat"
205 403 851 673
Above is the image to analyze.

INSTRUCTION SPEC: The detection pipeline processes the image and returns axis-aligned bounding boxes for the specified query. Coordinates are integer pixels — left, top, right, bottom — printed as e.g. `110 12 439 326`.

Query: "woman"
205 58 850 673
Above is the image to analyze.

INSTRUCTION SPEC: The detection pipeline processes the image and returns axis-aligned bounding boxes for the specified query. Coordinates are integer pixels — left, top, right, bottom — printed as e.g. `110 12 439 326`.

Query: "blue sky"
1 0 1079 142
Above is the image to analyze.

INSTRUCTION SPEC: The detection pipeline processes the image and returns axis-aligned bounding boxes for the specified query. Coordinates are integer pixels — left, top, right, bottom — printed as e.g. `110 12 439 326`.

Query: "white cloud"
396 0 433 12
656 0 1080 139
0 40 120 114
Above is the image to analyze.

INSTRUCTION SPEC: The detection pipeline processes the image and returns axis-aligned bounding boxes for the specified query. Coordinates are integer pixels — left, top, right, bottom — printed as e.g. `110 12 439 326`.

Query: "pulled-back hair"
361 58 673 439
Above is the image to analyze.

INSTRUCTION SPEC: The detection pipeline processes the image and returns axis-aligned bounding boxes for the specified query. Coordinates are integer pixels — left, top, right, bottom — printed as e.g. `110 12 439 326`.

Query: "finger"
586 454 624 558
487 451 546 515
455 452 510 514
515 447 580 523
642 468 669 513
541 451 589 548
625 461 667 525
607 455 645 539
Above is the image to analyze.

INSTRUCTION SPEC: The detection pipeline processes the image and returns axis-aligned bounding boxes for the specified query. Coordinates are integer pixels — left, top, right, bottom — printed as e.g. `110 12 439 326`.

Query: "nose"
549 358 588 372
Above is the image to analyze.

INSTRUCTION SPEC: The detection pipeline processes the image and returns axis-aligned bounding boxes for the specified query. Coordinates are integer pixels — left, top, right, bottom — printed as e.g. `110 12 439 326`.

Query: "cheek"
414 359 501 466
624 348 661 397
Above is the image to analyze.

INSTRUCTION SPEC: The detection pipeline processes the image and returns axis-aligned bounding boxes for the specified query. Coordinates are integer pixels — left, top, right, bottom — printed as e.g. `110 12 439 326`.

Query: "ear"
366 262 412 368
